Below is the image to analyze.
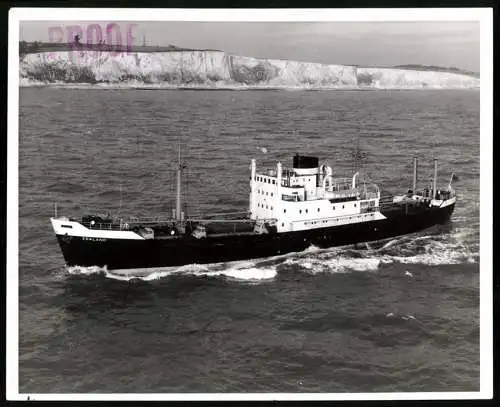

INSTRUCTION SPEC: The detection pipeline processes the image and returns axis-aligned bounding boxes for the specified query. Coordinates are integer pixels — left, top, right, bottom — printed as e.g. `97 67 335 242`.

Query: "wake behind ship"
50 153 457 271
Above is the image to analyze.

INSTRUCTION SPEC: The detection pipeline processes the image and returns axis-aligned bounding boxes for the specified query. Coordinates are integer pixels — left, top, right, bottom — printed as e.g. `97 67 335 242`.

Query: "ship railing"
81 217 175 230
81 221 123 231
316 188 378 201
378 195 398 209
360 206 380 213
187 211 249 219
327 190 357 199
124 216 169 223
291 212 379 227
186 218 257 223
83 219 261 232
435 189 454 201
414 189 433 199
358 191 379 200
326 181 366 194
80 211 252 230
82 218 258 232
414 188 453 201
118 217 176 226
281 180 304 188
282 194 303 202
123 218 255 226
329 178 352 187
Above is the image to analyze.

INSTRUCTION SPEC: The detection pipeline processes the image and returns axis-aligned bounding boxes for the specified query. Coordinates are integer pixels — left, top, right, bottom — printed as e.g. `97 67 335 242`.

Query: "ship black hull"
56 203 455 271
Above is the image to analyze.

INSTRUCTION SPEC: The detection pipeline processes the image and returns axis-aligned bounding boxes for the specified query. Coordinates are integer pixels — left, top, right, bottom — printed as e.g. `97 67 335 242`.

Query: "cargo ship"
50 151 457 271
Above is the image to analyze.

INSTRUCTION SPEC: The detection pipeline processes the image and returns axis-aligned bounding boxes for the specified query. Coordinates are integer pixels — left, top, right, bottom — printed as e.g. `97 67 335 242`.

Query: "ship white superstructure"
249 154 386 233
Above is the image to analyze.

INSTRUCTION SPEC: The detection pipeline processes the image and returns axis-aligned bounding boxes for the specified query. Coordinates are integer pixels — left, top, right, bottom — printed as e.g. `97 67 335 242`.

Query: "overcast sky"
19 21 480 71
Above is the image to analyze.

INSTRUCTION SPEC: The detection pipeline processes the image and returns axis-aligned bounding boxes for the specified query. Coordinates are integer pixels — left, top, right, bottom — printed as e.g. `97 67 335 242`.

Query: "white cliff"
19 50 479 89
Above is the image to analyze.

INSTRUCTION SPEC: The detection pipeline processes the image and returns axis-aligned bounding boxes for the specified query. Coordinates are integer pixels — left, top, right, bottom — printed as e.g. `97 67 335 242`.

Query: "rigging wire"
118 183 122 218
169 168 174 217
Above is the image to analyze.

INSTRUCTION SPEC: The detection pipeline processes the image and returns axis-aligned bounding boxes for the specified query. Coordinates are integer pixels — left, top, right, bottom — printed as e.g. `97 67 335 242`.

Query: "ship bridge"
249 154 382 233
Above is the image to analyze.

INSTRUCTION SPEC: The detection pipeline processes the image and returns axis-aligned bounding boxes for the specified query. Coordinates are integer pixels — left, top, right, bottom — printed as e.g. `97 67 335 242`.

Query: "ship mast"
176 136 182 221
351 138 367 176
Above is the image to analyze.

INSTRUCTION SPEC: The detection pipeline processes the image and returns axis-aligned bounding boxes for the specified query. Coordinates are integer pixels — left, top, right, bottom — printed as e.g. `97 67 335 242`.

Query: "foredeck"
78 211 253 231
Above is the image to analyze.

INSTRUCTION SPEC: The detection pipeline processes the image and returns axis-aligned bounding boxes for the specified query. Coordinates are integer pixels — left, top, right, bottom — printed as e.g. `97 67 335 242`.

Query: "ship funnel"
412 157 418 194
432 159 438 200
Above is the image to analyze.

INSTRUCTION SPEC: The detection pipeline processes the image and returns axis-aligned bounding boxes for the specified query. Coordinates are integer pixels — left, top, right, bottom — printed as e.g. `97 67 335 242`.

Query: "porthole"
282 223 284 227
284 209 286 213
299 210 302 214
306 209 308 213
342 205 345 209
317 208 320 212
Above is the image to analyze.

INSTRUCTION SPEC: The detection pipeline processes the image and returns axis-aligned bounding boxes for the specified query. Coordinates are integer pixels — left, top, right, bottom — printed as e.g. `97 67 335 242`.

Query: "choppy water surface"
19 88 479 393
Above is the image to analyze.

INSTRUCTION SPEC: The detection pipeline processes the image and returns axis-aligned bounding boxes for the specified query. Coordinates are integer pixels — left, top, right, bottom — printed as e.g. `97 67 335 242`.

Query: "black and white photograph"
7 7 492 401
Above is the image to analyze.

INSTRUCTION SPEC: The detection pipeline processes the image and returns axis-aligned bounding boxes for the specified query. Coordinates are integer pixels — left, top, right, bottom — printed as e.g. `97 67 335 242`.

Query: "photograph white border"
7 7 493 401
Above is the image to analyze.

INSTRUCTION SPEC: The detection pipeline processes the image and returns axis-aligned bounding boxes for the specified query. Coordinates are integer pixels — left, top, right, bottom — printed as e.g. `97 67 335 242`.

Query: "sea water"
18 88 479 392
